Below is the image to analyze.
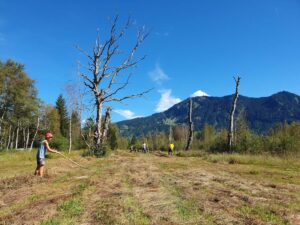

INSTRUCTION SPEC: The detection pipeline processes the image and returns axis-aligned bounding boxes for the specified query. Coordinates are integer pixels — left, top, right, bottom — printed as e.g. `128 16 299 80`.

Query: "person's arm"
44 141 58 153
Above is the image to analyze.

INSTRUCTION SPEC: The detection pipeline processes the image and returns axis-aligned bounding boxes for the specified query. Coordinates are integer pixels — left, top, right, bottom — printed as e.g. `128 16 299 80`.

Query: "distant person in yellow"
168 143 175 155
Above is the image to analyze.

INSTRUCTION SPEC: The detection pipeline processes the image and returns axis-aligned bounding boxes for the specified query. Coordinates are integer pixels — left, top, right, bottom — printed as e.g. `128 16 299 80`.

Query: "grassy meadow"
0 150 299 225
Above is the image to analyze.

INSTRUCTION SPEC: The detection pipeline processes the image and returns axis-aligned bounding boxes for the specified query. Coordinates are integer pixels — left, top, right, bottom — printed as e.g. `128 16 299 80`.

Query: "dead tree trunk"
169 126 173 142
65 83 80 154
1 125 6 149
68 112 72 154
25 127 30 149
6 125 11 150
185 98 193 150
15 121 20 149
30 117 40 151
227 76 241 152
0 111 5 142
94 99 103 147
23 127 26 149
10 129 15 149
101 107 112 144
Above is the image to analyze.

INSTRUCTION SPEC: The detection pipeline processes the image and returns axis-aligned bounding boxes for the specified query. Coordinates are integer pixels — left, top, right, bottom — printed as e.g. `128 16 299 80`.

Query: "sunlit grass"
1 150 299 224
238 204 290 225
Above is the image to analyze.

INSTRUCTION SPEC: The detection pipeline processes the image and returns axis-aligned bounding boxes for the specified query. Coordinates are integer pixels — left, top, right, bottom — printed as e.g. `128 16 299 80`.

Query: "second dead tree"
227 75 241 152
185 98 193 150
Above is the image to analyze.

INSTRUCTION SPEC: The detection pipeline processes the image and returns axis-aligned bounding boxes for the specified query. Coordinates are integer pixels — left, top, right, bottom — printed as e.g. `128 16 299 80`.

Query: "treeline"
0 60 39 150
124 116 300 156
0 59 124 152
1 59 299 156
0 59 82 151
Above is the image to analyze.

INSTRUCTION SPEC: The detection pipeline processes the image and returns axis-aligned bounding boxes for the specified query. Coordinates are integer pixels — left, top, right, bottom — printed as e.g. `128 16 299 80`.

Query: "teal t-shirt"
36 140 46 159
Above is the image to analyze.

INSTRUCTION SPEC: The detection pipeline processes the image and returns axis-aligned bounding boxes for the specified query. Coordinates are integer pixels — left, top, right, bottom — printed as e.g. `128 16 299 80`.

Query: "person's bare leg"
34 165 39 175
38 166 44 177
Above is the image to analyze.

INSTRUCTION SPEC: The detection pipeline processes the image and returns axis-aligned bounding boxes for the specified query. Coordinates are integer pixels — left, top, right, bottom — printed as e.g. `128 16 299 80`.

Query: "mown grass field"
0 150 299 225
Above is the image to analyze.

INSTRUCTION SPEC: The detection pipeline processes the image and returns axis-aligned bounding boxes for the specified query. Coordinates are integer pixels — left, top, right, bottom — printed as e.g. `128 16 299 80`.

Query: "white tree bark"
6 125 11 150
227 76 241 152
69 113 72 154
30 117 40 151
22 127 26 149
15 121 20 149
10 130 15 149
25 127 30 149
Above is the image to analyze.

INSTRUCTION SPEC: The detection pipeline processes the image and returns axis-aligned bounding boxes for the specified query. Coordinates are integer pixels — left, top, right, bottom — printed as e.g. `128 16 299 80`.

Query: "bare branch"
76 60 94 73
98 16 135 84
104 88 153 103
75 45 94 61
123 26 149 65
83 81 93 90
101 26 149 87
116 16 132 40
80 73 94 87
104 74 133 100
104 54 146 92
93 29 101 57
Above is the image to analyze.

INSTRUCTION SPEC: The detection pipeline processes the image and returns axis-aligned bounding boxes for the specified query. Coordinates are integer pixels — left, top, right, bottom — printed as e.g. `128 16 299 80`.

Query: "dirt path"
0 152 299 225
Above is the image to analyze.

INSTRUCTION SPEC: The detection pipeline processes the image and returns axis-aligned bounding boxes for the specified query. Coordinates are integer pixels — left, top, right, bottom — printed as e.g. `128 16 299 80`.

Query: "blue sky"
1 0 300 122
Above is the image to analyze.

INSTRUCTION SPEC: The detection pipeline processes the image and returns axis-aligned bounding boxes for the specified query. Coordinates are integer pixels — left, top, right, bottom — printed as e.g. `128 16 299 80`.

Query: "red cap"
45 132 53 139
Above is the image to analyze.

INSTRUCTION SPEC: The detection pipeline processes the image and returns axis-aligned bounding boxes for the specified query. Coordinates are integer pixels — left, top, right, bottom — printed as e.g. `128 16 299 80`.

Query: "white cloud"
191 90 209 97
156 89 181 112
114 109 140 120
148 64 169 84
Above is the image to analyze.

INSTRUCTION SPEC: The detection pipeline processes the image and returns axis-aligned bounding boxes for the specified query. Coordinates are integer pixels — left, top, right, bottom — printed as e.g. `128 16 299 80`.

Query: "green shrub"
50 135 69 151
93 144 110 157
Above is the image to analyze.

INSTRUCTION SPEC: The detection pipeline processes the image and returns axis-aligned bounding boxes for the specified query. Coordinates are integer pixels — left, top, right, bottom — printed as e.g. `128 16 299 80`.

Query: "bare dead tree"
77 16 151 154
227 75 241 152
185 98 193 150
65 83 80 153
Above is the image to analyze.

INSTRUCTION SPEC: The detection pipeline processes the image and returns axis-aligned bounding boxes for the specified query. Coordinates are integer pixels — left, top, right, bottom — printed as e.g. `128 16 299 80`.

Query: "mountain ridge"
117 91 300 137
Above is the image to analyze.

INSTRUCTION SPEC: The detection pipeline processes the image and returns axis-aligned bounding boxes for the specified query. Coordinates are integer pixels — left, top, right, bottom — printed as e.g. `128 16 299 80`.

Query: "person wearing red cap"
34 132 59 177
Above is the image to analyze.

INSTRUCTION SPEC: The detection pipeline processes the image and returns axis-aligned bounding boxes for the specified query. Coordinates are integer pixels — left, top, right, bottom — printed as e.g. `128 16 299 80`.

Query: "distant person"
129 145 134 152
34 132 59 177
168 143 175 155
142 142 147 153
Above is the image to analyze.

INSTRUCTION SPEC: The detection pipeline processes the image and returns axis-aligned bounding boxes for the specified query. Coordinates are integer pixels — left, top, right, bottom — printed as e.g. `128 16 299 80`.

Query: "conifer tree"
108 124 119 150
71 111 81 147
55 95 69 137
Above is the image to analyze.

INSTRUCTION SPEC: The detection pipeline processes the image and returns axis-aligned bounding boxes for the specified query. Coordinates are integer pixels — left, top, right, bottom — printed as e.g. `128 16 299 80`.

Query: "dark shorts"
37 159 45 166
